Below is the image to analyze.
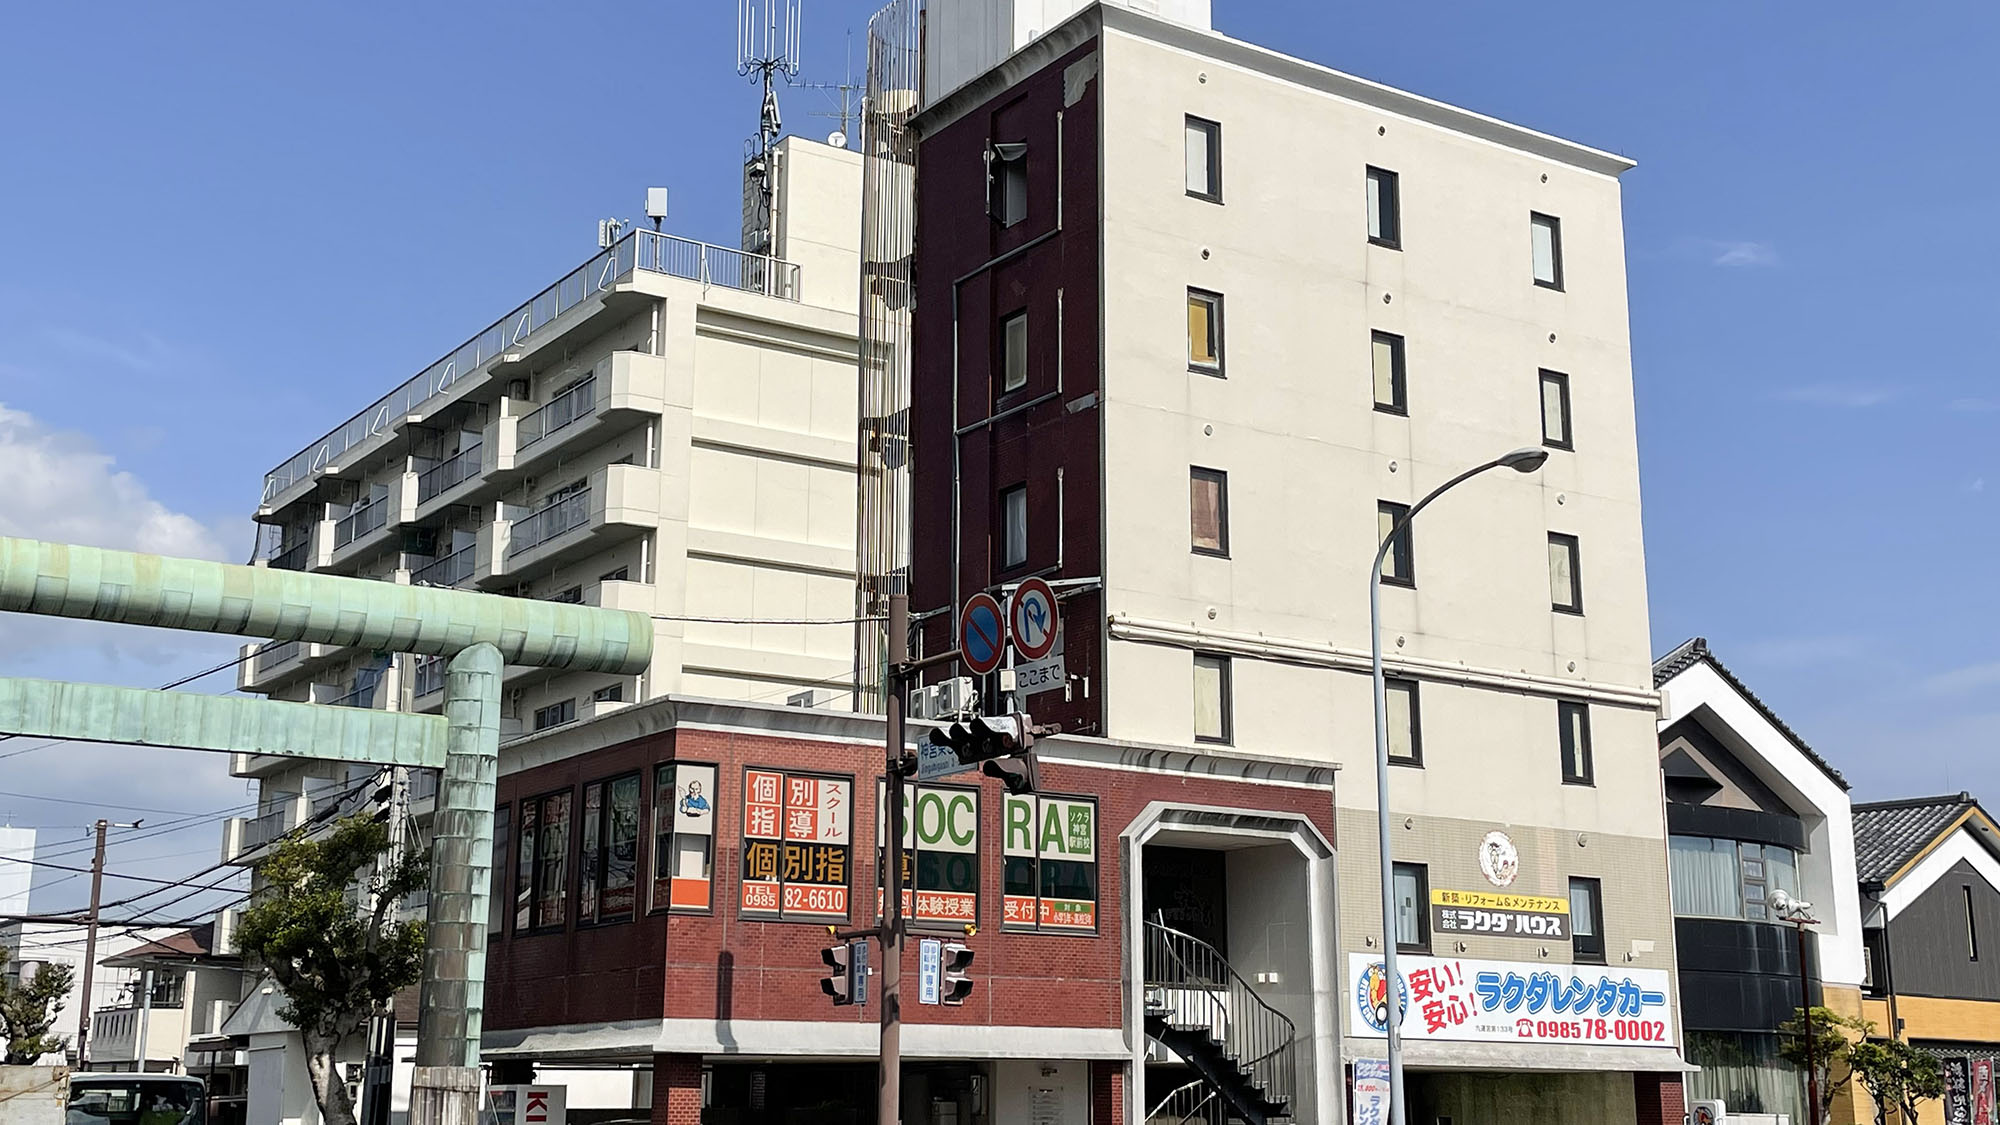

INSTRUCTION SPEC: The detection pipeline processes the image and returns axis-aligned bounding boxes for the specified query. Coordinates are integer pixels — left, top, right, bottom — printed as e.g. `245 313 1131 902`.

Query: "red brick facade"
649 1053 702 1125
484 718 1335 1038
1632 1072 1685 1125
1090 1061 1126 1125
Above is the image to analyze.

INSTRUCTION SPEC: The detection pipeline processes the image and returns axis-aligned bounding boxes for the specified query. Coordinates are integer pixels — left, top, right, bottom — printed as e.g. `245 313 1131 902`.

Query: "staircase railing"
1143 920 1296 1117
1146 1078 1228 1125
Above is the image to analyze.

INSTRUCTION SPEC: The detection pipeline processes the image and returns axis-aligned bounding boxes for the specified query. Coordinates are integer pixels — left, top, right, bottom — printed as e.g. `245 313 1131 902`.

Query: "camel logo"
1479 831 1520 888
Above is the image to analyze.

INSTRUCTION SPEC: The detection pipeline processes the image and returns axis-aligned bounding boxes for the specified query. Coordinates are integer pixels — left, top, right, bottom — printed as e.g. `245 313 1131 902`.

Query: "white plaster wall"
992 1058 1091 1125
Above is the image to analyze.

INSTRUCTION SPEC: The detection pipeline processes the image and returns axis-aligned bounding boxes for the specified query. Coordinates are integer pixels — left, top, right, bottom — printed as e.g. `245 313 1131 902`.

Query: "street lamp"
1370 447 1547 1125
1773 889 1822 1125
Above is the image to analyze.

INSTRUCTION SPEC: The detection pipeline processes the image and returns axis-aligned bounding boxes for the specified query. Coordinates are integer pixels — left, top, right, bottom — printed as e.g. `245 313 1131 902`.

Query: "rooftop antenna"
799 30 865 148
739 0 802 159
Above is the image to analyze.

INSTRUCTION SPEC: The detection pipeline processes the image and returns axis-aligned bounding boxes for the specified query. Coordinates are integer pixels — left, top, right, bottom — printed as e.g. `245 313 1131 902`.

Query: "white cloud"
1921 662 2000 697
0 403 223 559
1709 240 1779 268
1968 478 1988 495
40 327 179 374
1772 385 1897 408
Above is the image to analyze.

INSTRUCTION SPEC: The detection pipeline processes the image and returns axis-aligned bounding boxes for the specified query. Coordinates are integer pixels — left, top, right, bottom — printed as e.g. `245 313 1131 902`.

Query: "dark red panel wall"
910 38 1106 736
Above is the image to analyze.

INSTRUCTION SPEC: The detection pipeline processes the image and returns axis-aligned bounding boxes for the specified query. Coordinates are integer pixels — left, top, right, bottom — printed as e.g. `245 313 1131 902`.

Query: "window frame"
1366 166 1401 249
1372 330 1408 415
1531 212 1565 291
650 761 719 916
489 803 510 940
1190 466 1230 558
1000 309 1030 394
1549 532 1584 614
1385 677 1423 767
515 788 575 936
533 697 577 731
999 483 1029 572
1378 501 1415 587
1558 700 1595 786
1968 885 1981 962
1393 861 1431 953
1570 876 1606 964
1184 115 1222 203
1187 288 1225 377
1540 369 1573 450
577 771 643 928
1193 652 1233 745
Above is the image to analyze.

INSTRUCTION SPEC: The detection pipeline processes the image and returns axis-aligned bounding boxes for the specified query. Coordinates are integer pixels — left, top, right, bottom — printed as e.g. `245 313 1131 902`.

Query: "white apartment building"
216 135 863 1124
0 921 173 1065
893 2 1682 1120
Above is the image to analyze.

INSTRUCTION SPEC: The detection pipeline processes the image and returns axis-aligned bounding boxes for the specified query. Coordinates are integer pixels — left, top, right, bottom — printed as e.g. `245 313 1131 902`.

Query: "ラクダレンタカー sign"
1348 953 1674 1047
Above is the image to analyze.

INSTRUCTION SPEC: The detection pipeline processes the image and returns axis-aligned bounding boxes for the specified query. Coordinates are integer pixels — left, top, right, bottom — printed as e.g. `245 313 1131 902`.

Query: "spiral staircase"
1142 920 1297 1125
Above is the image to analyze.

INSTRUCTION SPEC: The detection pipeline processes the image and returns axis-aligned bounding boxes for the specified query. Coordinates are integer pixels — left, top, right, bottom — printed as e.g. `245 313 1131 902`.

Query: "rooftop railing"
253 640 301 677
263 230 799 503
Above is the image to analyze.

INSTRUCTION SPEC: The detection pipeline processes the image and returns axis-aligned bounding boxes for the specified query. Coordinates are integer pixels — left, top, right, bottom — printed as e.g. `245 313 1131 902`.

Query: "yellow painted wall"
1831 991 2000 1125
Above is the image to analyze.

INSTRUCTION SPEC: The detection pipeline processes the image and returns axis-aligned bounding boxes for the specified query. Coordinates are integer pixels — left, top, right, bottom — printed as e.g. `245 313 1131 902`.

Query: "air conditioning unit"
935 676 975 717
907 684 942 720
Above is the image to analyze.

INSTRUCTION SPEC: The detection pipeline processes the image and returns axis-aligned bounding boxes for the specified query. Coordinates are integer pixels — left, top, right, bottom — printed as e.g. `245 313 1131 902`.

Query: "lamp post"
1371 447 1547 1125
1775 891 1822 1125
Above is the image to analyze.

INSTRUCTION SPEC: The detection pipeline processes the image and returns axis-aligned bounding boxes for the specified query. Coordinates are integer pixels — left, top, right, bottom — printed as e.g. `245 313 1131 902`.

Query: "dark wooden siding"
1888 857 2000 1001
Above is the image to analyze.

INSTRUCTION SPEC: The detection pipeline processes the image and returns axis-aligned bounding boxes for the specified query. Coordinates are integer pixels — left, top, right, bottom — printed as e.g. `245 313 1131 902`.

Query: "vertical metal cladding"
0 535 652 674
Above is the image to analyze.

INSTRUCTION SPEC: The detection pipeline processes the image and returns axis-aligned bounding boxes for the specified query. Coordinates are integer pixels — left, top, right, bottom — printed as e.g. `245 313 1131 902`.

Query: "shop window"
579 772 642 925
651 763 718 913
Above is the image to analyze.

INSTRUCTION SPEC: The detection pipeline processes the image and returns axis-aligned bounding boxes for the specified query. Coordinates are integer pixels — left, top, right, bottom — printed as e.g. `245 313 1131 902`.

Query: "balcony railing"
269 540 311 572
509 489 592 556
329 678 380 709
516 376 597 451
263 229 799 502
253 640 300 676
417 443 484 503
242 806 296 851
333 498 388 549
413 545 475 588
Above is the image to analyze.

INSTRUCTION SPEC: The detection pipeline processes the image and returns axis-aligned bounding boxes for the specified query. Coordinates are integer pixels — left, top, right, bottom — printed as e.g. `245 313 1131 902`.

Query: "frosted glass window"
1386 679 1421 765
1549 533 1582 612
1393 863 1428 949
1193 653 1230 743
1185 116 1221 201
1532 212 1564 288
1366 166 1400 247
1001 485 1028 569
1373 332 1406 413
1188 290 1222 373
1002 311 1028 392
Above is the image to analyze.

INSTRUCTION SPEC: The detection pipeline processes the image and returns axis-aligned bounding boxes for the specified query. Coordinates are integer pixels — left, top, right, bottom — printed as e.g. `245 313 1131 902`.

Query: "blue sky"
1 1 1995 915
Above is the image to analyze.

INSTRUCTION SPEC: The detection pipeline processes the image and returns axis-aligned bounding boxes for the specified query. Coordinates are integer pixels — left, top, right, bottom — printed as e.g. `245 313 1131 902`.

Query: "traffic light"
940 942 975 1005
821 943 856 1006
923 714 1038 794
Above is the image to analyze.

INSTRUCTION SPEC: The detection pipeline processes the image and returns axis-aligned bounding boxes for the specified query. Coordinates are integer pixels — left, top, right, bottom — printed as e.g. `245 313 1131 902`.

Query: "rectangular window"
1187 289 1223 375
1001 310 1029 393
1184 116 1221 202
1190 468 1229 556
1540 370 1573 450
579 772 641 926
651 763 718 913
1393 862 1430 952
1968 885 1981 962
1862 929 1887 996
1531 212 1564 290
1549 533 1583 613
1000 484 1028 570
592 683 624 703
1558 700 1594 785
1372 331 1407 414
1569 877 1605 963
1378 501 1414 586
989 142 1028 227
1003 794 1099 932
877 782 982 929
1193 653 1232 744
533 698 576 731
489 804 510 939
740 768 855 921
1366 166 1400 248
514 789 572 934
1386 678 1422 765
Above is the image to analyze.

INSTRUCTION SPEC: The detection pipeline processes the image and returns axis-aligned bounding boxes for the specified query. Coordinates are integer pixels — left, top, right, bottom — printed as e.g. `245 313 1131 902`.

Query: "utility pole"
75 817 140 1068
879 593 907 1125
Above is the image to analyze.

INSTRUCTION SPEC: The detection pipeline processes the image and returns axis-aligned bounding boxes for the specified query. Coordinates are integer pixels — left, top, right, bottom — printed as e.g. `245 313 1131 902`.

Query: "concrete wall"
993 1058 1091 1125
1225 843 1318 1120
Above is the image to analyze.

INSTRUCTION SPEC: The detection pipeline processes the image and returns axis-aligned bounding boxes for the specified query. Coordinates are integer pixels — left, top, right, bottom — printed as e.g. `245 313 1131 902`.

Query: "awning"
1343 1039 1697 1074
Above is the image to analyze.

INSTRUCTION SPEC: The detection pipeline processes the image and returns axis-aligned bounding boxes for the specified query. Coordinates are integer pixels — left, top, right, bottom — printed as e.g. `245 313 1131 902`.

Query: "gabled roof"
1852 793 1994 885
102 922 227 968
1653 637 1848 790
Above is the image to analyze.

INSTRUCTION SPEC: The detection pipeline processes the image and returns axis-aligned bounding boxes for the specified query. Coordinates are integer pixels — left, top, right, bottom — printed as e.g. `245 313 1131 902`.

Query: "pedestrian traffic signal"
821 943 857 1006
940 942 975 1005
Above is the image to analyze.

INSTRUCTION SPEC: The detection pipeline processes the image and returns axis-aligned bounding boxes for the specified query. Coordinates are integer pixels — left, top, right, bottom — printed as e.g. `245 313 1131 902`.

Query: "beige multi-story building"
217 135 863 1125
891 1 1682 1121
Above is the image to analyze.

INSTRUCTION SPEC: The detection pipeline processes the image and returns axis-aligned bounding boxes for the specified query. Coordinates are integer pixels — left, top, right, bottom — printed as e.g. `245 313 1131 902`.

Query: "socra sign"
878 781 980 926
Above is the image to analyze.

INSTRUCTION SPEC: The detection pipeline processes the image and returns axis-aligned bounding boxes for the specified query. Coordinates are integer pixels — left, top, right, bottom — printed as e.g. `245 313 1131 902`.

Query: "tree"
0 945 75 1064
233 815 427 1125
1849 1037 1944 1125
1778 1005 1870 1123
